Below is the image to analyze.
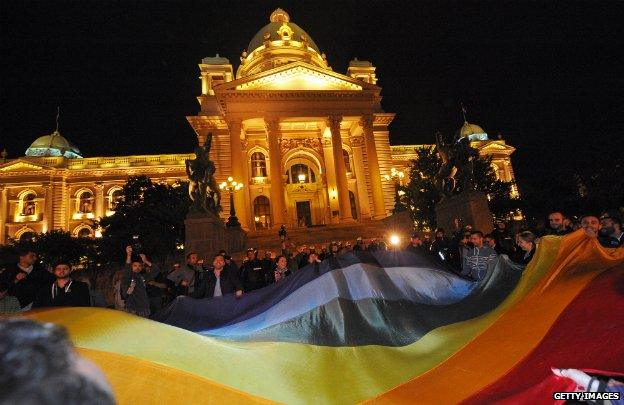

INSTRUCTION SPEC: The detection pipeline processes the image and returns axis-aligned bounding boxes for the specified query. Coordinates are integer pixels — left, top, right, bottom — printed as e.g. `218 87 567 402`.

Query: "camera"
131 235 143 262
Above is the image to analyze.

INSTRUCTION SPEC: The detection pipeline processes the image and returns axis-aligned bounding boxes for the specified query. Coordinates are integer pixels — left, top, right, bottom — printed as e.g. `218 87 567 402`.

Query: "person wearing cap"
239 248 268 292
598 211 623 247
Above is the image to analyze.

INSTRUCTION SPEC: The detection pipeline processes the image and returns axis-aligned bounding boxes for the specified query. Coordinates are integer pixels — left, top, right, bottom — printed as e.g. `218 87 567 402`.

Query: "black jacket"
1 264 55 308
193 267 243 299
34 280 91 308
239 259 268 292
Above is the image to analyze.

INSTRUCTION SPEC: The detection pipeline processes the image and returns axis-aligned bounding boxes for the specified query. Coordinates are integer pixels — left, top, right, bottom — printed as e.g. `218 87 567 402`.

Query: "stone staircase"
231 219 409 258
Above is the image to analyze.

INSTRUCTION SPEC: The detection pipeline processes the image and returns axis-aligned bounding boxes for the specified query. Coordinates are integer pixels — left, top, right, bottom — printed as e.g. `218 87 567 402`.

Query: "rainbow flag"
27 230 624 404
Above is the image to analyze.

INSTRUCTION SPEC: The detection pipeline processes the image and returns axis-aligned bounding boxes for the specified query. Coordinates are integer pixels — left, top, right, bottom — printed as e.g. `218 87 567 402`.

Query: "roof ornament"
277 22 294 40
55 106 61 132
270 8 290 23
50 106 61 148
460 101 468 123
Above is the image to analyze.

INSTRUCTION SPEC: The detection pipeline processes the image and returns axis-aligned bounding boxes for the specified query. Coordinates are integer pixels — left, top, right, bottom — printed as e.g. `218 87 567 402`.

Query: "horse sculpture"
186 133 221 214
434 131 479 198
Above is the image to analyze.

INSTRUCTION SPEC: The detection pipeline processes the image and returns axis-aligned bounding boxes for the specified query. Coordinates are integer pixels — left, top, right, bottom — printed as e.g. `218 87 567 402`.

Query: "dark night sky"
2 1 623 193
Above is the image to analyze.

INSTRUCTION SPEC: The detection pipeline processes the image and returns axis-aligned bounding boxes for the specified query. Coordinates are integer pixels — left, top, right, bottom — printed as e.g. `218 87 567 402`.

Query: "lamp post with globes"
384 167 407 213
219 176 244 227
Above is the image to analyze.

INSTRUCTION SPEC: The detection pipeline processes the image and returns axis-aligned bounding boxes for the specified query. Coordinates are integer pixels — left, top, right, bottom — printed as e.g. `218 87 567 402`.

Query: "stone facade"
0 8 518 243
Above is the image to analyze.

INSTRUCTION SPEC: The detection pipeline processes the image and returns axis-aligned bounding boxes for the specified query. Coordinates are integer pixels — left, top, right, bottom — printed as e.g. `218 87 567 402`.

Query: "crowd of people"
405 209 622 281
0 209 621 317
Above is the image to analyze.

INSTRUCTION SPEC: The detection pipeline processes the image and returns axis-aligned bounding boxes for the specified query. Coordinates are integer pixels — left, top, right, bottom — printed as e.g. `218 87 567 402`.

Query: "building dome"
25 130 83 158
458 121 488 141
246 9 321 54
237 9 329 78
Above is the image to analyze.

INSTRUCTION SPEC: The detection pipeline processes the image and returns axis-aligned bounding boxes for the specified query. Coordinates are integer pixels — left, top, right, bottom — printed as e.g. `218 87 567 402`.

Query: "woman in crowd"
272 255 291 283
515 231 537 265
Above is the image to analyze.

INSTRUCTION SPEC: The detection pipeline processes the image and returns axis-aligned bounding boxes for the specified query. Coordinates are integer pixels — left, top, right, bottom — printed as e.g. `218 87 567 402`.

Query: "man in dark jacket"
598 212 623 248
239 248 268 292
33 262 91 308
194 254 243 299
120 246 151 317
1 249 54 309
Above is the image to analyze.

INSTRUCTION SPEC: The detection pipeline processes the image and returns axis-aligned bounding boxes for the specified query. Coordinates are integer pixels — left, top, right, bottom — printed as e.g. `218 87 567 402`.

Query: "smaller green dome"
25 130 83 158
458 121 488 141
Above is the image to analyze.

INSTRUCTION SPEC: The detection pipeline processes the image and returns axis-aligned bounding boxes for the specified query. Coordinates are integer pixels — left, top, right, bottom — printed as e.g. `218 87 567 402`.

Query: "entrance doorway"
296 201 312 227
253 195 271 230
349 191 358 220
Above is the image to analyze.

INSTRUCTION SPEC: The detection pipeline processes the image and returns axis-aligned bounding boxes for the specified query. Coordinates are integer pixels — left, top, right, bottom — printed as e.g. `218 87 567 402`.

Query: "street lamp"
219 176 244 227
384 168 407 213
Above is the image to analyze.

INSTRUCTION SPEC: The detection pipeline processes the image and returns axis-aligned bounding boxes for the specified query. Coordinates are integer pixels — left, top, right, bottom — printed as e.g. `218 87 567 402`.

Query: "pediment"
475 141 515 154
215 62 378 92
0 160 49 172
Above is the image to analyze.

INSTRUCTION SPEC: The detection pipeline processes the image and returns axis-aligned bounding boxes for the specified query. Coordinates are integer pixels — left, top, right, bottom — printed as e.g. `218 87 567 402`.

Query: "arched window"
343 149 351 173
289 163 316 184
21 193 36 216
253 196 271 229
110 188 123 210
78 191 94 213
251 152 267 178
77 227 93 238
18 230 36 241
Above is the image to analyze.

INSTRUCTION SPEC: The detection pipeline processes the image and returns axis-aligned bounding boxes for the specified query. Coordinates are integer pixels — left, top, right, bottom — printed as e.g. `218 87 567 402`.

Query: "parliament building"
0 9 517 244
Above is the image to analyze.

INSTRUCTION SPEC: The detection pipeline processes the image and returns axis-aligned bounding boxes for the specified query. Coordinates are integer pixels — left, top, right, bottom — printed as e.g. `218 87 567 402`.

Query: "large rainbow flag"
27 230 624 404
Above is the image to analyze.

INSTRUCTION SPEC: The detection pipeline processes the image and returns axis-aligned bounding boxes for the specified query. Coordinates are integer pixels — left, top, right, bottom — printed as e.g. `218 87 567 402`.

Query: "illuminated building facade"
0 9 517 243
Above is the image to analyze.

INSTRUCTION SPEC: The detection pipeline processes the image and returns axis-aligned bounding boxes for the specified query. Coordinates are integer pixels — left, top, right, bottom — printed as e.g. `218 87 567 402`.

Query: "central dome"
246 9 321 54
25 130 82 159
237 9 329 78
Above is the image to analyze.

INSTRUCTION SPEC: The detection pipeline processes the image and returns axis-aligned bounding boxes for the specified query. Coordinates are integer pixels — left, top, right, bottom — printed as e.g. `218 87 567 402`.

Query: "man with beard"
34 262 91 308
121 246 151 317
544 211 573 236
598 212 623 247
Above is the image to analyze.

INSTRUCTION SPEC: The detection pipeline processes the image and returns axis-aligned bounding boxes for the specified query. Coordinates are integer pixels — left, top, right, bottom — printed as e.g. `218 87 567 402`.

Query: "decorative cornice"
220 91 377 101
372 113 395 126
279 138 323 156
186 116 228 130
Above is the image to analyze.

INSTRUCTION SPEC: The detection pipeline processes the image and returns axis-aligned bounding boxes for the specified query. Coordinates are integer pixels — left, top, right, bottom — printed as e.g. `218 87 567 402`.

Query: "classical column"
350 136 371 218
360 115 386 219
42 183 53 233
0 185 6 243
95 182 105 220
228 119 250 229
265 118 287 228
327 115 353 221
